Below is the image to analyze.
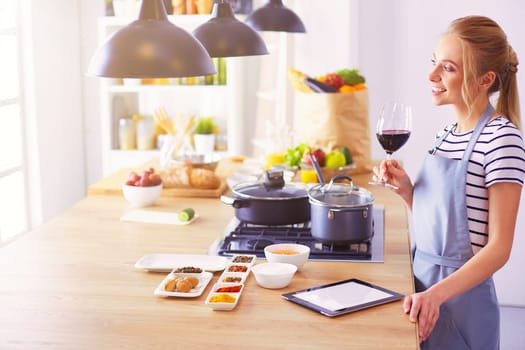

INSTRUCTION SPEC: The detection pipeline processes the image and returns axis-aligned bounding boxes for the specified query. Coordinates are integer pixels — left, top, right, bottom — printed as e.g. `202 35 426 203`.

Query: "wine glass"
368 101 412 190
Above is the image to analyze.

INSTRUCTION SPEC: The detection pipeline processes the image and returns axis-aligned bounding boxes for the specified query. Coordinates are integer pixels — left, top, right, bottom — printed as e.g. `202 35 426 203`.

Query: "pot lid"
232 182 308 200
308 175 374 207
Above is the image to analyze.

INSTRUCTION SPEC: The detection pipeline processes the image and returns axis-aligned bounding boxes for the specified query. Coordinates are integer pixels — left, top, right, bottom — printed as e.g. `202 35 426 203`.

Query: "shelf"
97 14 251 175
108 84 228 94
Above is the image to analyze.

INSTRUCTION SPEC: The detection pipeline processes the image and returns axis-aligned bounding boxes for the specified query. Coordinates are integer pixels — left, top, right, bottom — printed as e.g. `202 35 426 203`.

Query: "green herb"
335 69 366 86
194 117 216 134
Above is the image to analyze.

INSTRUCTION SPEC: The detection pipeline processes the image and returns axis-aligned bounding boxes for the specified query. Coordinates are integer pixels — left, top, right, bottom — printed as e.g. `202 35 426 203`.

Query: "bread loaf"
190 168 221 189
159 165 191 188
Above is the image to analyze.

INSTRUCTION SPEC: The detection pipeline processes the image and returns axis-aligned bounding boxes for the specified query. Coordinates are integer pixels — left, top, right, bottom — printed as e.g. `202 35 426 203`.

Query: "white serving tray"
135 254 229 272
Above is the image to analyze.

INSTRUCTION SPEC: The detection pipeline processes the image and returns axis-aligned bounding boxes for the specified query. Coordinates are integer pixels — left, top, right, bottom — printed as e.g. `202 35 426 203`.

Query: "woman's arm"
403 181 522 341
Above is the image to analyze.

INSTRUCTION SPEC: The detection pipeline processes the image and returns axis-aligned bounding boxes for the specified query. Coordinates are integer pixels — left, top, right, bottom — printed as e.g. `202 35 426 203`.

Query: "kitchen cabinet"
96 15 254 175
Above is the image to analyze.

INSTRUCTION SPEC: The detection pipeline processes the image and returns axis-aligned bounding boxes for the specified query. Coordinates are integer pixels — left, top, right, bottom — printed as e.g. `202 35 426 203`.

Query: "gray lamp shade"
87 0 215 78
245 0 306 33
193 1 269 57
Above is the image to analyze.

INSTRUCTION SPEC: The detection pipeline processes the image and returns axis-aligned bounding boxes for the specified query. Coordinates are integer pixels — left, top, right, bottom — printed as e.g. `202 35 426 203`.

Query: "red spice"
215 285 242 293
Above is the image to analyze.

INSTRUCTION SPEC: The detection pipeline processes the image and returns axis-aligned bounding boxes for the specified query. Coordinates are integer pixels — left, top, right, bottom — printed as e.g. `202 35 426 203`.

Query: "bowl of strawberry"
122 167 163 207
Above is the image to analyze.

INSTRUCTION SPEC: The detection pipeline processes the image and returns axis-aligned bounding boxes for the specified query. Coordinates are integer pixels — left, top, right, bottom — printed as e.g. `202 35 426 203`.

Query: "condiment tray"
205 283 244 310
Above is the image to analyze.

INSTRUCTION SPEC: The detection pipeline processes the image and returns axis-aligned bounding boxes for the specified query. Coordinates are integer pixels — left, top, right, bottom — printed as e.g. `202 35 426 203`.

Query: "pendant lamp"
87 0 215 78
245 0 306 33
193 0 269 57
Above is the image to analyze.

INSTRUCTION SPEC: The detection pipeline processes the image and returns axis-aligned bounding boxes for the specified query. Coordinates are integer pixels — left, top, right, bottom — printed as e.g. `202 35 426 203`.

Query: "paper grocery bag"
294 90 372 174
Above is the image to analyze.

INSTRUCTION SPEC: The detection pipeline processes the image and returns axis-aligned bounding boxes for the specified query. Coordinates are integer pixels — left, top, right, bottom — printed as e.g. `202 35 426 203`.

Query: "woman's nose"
428 65 440 82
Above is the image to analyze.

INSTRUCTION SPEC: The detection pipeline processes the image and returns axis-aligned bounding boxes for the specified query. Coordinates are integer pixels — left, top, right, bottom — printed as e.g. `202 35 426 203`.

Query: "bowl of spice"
264 243 310 270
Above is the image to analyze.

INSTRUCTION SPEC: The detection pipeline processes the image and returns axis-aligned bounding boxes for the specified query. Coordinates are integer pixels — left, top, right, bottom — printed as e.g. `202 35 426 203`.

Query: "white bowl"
122 183 162 207
251 262 297 289
264 243 310 270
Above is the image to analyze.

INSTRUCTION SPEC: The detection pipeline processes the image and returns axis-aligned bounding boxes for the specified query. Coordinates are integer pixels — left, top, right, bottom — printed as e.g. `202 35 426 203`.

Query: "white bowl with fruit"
122 168 163 207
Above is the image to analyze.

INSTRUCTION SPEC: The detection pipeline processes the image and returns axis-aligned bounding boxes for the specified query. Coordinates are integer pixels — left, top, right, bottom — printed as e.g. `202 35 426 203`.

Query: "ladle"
309 152 326 185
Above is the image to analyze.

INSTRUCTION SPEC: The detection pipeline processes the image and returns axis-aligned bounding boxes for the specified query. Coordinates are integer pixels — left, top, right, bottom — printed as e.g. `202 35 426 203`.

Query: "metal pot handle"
220 195 249 208
322 174 354 193
327 206 369 219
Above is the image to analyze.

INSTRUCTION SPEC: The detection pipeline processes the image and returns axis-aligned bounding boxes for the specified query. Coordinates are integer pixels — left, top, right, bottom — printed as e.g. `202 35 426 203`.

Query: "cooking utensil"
221 169 310 225
308 175 374 243
309 152 326 185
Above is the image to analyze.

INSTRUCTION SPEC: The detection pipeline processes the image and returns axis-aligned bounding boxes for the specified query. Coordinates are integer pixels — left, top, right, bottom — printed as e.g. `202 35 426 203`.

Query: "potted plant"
193 116 216 154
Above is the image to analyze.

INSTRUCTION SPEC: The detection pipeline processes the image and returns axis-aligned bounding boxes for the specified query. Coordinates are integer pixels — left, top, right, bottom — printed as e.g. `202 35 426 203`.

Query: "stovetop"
209 206 384 262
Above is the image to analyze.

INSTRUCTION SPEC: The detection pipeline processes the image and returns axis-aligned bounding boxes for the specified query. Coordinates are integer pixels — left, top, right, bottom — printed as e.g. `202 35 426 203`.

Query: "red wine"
377 130 411 154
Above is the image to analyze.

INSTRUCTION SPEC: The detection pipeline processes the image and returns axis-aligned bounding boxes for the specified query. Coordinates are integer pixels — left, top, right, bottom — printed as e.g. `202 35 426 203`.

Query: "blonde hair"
447 16 521 129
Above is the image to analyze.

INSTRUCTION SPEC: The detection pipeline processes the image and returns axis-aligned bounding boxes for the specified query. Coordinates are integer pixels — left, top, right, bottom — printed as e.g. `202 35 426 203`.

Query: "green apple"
324 151 346 168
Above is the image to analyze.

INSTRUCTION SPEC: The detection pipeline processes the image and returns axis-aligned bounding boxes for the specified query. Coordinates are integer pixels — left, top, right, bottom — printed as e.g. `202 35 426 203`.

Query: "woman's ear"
479 71 496 90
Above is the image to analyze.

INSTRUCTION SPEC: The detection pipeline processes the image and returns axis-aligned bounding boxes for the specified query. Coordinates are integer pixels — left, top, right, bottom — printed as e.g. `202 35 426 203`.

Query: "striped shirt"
434 116 525 254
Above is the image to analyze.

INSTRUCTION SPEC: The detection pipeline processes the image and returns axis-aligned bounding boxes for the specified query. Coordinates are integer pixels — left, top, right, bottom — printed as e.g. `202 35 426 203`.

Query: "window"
0 0 29 245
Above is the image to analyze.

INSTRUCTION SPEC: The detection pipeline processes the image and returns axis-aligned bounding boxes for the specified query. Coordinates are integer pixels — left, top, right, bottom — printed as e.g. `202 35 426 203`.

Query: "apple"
128 171 140 183
303 148 326 167
149 173 162 186
126 168 162 187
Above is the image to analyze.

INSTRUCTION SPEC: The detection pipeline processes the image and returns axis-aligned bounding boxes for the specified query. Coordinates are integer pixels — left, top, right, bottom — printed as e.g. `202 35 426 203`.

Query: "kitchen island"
0 161 418 349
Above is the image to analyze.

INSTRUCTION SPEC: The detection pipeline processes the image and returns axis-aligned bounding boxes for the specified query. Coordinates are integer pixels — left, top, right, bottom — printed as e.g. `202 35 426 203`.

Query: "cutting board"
88 166 228 198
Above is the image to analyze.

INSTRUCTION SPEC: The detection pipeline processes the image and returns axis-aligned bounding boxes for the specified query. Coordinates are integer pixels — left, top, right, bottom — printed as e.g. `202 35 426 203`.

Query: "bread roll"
175 278 193 292
184 276 199 288
164 279 177 292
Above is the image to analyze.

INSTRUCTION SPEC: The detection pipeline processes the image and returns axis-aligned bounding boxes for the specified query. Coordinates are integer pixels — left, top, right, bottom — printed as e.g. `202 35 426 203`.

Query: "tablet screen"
282 278 404 317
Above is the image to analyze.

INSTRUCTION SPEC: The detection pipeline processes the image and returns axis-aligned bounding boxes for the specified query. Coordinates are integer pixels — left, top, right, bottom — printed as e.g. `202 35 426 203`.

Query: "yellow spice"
209 293 236 303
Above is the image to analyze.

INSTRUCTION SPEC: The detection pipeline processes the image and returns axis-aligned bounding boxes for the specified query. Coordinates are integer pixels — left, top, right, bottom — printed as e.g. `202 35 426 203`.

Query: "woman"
374 16 525 349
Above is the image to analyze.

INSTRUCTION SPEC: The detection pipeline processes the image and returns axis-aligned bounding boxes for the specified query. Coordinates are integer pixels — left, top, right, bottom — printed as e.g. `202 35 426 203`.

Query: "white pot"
193 134 215 154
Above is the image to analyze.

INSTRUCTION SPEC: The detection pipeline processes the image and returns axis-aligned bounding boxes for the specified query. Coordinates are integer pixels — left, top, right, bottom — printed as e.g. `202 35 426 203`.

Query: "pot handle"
328 207 369 219
220 195 249 209
322 174 354 193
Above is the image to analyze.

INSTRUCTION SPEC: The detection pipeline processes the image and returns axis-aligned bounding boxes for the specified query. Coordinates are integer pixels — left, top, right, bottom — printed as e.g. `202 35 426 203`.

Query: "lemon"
264 153 285 170
324 151 346 168
300 169 318 183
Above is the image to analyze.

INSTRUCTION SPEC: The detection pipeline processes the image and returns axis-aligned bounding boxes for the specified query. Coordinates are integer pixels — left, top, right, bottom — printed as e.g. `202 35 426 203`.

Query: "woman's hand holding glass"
369 101 412 190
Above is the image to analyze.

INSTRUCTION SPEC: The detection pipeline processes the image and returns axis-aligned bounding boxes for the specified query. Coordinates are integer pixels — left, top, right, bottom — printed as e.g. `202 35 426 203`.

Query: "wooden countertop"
0 161 418 349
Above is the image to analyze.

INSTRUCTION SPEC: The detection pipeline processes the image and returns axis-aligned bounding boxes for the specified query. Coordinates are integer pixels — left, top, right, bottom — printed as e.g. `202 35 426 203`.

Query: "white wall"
26 0 86 222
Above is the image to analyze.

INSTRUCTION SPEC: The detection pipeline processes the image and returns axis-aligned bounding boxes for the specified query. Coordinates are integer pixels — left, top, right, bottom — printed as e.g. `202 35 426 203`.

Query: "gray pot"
308 175 374 243
221 170 310 225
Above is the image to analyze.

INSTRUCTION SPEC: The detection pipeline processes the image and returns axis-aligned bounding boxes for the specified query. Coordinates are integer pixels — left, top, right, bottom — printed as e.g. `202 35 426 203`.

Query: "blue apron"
412 104 499 350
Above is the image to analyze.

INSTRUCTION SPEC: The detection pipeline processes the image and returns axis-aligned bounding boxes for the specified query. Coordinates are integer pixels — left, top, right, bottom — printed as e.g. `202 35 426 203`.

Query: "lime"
324 151 346 168
178 208 195 222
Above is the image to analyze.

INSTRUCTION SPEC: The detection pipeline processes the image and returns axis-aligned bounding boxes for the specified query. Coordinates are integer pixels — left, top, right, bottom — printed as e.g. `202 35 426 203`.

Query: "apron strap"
415 249 469 269
428 124 455 155
461 104 495 161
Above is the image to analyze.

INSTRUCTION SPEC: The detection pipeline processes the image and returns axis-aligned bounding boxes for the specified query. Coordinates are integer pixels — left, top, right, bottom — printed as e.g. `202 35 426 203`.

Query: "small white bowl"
251 262 297 289
264 243 310 270
122 183 162 207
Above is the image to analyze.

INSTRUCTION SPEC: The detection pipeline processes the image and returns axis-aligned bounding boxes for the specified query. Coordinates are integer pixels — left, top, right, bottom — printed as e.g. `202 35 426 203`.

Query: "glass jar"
118 118 136 150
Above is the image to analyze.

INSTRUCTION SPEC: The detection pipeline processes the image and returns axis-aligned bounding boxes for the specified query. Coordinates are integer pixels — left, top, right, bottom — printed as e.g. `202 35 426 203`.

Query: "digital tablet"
282 278 404 317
